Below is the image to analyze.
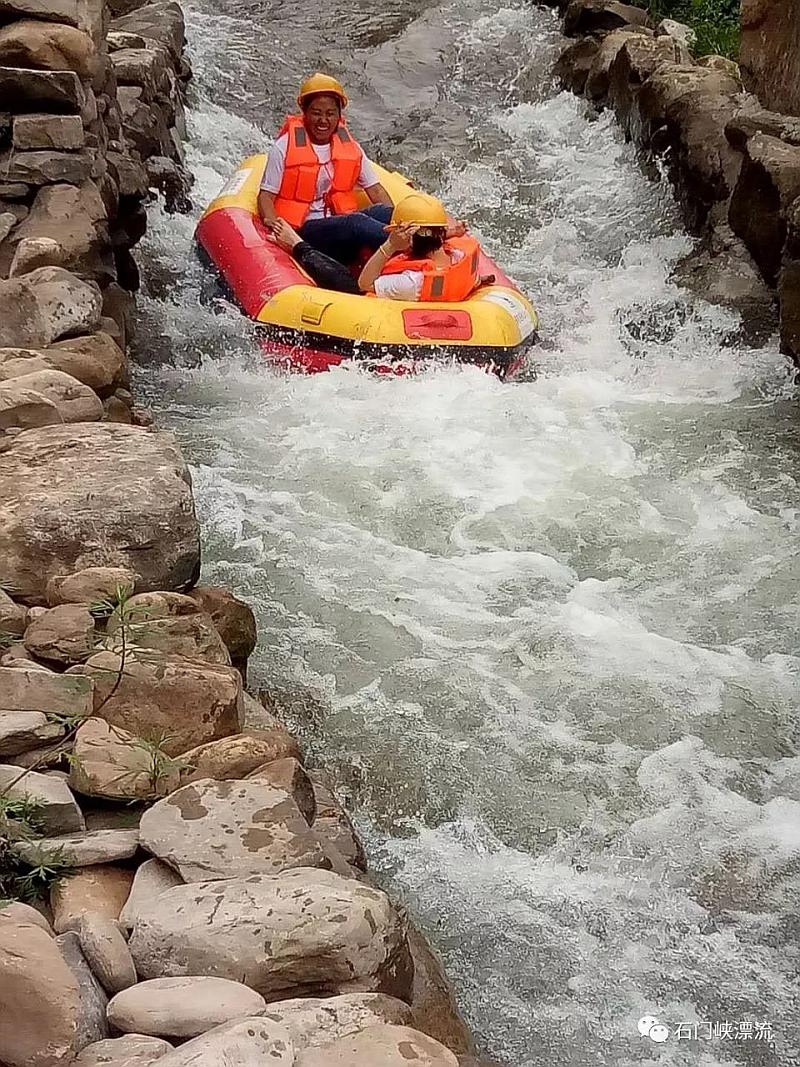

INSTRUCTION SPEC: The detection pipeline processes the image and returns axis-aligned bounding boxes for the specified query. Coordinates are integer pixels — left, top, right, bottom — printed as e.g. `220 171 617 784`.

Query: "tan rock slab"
0 913 80 1067
57 928 110 1049
187 586 256 666
52 864 135 933
128 869 411 1000
16 827 138 867
0 375 60 429
247 757 315 823
78 914 137 994
0 588 26 635
295 1024 459 1067
0 899 54 934
105 604 230 665
138 777 328 882
309 769 366 871
0 762 84 833
70 718 179 801
46 565 137 607
118 858 182 931
107 977 267 1038
80 652 242 757
24 603 96 665
0 664 92 714
74 1034 174 1065
261 992 413 1048
13 113 85 150
0 709 63 756
154 1017 294 1067
180 733 300 786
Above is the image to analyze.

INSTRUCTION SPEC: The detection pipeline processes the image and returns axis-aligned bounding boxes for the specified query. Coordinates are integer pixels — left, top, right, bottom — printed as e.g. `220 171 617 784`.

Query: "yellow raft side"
201 154 539 349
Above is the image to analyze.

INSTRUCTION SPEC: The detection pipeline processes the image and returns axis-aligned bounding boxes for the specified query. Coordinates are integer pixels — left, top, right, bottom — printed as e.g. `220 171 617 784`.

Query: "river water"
133 0 800 1063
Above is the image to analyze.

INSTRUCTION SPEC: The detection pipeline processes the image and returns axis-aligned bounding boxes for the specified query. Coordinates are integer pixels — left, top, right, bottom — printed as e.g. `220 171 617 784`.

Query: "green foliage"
0 797 72 904
648 0 740 58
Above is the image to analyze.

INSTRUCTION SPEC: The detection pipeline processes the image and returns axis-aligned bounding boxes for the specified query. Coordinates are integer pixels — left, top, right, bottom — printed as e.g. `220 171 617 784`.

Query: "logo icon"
638 1016 670 1042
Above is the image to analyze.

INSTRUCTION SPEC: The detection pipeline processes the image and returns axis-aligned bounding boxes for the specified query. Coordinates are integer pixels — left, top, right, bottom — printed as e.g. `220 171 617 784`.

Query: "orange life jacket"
379 236 482 302
272 114 362 227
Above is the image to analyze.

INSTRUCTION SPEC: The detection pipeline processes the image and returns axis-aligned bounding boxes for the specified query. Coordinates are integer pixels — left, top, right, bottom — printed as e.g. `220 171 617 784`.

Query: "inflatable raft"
196 155 539 377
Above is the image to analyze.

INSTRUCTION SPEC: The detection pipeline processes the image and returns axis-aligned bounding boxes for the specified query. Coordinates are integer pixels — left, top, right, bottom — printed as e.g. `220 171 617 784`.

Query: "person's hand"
446 218 467 238
385 223 416 253
269 217 302 252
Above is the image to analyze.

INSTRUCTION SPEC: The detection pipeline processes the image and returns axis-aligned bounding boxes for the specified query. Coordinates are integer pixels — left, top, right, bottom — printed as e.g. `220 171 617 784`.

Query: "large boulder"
107 977 267 1038
729 134 800 285
0 709 63 756
247 757 316 824
0 20 95 78
0 147 95 186
0 663 93 715
405 924 474 1055
118 857 183 931
181 731 301 785
187 585 257 673
110 1 185 61
0 763 85 833
0 588 26 635
607 34 687 130
12 113 84 151
70 718 180 801
128 869 413 1001
45 564 137 607
261 993 413 1048
740 0 800 118
0 65 84 113
79 651 242 756
0 0 104 36
24 603 96 664
104 593 230 665
15 827 139 867
0 423 200 604
0 914 80 1067
0 335 126 396
725 106 800 152
553 37 600 95
52 864 136 932
56 929 110 1050
564 0 649 37
149 1017 294 1067
0 375 61 429
138 777 328 881
110 45 169 101
294 1024 458 1067
584 27 650 101
74 1035 174 1065
0 267 102 348
77 913 137 994
308 769 367 871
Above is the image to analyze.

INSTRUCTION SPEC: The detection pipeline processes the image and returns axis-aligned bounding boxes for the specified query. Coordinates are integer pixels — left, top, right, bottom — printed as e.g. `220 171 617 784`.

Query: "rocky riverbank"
550 0 800 363
0 0 492 1063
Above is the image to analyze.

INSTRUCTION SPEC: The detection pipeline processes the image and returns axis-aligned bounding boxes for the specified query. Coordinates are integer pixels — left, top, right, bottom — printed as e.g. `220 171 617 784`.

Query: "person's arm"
358 224 414 291
364 182 393 207
258 138 286 228
258 190 279 228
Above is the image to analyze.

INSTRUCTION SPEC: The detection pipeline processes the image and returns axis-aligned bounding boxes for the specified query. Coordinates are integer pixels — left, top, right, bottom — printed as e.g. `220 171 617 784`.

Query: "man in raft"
269 192 483 302
257 73 394 266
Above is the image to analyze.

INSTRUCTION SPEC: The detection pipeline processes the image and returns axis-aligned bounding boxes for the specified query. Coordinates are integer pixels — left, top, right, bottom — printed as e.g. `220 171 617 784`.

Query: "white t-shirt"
374 248 465 301
260 133 379 221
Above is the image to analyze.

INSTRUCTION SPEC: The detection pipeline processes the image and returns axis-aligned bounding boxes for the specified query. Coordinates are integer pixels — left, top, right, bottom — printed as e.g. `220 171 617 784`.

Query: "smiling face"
302 93 342 144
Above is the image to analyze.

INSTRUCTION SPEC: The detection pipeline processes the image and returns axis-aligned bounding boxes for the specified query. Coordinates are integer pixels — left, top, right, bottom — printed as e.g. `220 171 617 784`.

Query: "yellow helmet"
390 192 448 228
297 73 348 110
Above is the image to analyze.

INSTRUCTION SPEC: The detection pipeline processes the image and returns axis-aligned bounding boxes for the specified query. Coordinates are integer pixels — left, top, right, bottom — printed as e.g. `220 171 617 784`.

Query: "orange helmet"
297 73 348 110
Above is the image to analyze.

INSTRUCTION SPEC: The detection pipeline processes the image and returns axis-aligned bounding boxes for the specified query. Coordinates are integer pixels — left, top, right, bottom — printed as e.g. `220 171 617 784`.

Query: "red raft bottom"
258 335 529 380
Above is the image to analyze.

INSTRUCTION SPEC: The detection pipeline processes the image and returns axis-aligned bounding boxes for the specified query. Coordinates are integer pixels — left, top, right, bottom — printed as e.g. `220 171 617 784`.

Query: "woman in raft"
266 192 487 301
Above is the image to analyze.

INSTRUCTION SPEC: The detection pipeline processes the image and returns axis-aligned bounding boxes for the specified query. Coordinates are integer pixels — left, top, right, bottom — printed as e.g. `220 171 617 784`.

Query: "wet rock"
0 147 95 186
46 565 137 607
247 756 316 823
457 1057 503 1067
0 65 84 113
308 768 367 871
729 134 800 285
138 777 328 881
117 85 174 160
725 106 800 152
564 0 649 38
261 993 413 1048
16 827 138 867
0 762 85 833
74 1034 174 1065
295 1023 458 1067
553 37 600 95
0 423 199 604
740 0 800 117
57 929 110 1050
182 731 301 786
80 651 241 756
118 857 182 930
24 602 96 665
18 266 102 344
584 27 650 101
0 710 63 756
187 585 257 671
780 198 800 362
108 147 149 198
0 20 96 78
0 913 80 1067
405 923 473 1055
52 864 136 933
107 977 267 1038
154 1017 294 1067
104 394 134 423
608 34 687 130
70 718 179 801
145 155 191 213
0 899 54 932
0 663 91 713
78 914 137 994
128 869 412 1001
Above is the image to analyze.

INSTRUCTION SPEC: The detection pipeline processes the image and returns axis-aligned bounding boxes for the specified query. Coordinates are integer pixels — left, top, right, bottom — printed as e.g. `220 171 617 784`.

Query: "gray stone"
0 148 93 185
0 0 103 36
0 182 30 199
0 66 84 114
0 664 92 713
107 977 267 1038
15 828 139 866
0 710 63 756
56 930 110 1050
13 114 84 151
0 211 15 243
655 17 695 46
128 869 412 1001
261 993 413 1048
110 2 185 61
74 1034 174 1065
138 777 329 882
564 0 649 37
78 913 137 995
118 858 183 931
0 763 84 833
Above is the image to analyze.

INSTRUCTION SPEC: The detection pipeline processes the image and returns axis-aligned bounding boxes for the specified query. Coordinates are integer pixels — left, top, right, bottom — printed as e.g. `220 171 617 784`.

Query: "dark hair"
411 229 445 257
302 92 341 113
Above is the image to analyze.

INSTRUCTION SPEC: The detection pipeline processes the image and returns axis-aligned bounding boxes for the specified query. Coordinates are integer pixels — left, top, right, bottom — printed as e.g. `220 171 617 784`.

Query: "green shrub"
649 0 740 58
